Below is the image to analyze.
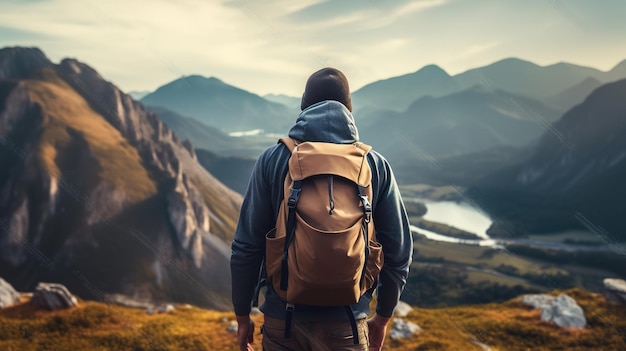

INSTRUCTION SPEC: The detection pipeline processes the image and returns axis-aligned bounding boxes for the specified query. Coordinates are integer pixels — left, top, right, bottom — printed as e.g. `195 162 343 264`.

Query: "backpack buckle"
287 188 301 209
359 194 372 223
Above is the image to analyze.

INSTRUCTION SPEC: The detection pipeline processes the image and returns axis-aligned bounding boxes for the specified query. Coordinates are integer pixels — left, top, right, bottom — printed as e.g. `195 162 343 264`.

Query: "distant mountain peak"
178 74 224 84
185 74 221 81
206 76 223 82
610 59 626 74
415 64 450 77
141 72 292 133
151 75 234 95
491 57 537 66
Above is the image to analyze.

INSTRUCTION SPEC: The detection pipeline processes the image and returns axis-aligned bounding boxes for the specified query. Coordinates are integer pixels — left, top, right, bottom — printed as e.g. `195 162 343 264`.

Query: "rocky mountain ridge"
0 47 241 310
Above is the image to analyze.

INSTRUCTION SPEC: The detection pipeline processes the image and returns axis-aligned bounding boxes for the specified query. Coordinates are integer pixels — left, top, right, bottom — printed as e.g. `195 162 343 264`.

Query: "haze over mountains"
140 56 626 165
352 57 626 113
2 44 626 315
134 54 626 245
0 47 241 310
359 86 562 160
129 54 626 243
141 75 295 134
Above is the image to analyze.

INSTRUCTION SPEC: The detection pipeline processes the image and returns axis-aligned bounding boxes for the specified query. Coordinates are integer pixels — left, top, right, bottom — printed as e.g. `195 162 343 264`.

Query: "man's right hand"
367 313 390 351
236 315 255 351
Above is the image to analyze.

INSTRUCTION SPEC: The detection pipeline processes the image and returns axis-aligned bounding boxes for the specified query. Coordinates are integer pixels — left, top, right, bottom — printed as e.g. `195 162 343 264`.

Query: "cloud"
283 0 447 31
0 26 50 42
0 0 624 95
458 42 501 59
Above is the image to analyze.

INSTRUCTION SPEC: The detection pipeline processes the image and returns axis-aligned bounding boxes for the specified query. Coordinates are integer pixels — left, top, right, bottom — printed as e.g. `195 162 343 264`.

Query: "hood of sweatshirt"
288 100 359 144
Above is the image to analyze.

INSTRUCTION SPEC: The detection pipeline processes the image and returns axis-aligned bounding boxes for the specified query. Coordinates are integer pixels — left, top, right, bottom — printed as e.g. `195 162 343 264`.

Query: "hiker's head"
301 67 352 112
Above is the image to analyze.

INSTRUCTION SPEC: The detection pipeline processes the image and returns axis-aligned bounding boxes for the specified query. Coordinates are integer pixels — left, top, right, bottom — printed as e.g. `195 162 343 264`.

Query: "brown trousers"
261 316 369 351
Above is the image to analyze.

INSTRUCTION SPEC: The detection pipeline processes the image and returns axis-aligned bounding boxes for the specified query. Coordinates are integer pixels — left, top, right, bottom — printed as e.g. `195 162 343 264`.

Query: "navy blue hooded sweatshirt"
230 100 413 320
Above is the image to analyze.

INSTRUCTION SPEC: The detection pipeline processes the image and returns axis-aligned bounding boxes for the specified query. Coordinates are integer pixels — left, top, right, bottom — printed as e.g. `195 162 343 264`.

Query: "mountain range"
469 78 626 240
0 47 242 310
128 55 626 247
353 57 626 113
359 85 562 161
141 75 295 133
138 56 626 169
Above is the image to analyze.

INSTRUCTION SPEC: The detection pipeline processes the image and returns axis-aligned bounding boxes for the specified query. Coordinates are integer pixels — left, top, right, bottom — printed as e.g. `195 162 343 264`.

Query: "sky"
1 0 625 96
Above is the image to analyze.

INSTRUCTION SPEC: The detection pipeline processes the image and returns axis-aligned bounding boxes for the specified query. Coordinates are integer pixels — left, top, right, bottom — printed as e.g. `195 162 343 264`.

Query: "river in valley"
405 197 616 253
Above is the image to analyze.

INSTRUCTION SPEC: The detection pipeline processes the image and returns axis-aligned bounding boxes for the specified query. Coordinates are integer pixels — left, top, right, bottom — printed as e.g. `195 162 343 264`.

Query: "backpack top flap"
278 137 374 232
280 138 372 186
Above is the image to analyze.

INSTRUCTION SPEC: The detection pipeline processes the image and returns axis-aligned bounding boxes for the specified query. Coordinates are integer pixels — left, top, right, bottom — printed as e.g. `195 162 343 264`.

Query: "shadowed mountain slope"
469 79 626 239
360 86 561 163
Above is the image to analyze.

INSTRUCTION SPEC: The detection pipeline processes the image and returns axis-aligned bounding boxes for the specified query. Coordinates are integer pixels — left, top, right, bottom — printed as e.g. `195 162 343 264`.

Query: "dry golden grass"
0 298 264 351
386 289 626 351
24 68 156 202
1 289 624 350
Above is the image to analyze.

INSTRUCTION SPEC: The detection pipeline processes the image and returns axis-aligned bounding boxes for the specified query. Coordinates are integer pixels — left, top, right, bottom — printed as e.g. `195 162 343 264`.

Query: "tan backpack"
264 138 384 341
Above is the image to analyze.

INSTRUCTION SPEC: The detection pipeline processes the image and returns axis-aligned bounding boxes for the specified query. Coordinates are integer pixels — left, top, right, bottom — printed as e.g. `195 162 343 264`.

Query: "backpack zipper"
328 175 334 215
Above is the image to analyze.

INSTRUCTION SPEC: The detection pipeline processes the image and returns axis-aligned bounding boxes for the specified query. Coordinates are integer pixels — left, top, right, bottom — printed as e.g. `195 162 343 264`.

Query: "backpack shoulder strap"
353 142 372 186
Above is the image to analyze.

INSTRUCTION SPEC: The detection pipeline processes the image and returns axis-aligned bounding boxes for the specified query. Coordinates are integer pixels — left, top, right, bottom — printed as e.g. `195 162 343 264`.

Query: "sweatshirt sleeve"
369 153 413 318
230 150 277 316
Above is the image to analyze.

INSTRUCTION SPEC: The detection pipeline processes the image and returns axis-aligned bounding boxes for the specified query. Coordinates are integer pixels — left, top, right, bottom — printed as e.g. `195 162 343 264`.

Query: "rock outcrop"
0 277 20 308
394 300 413 317
520 294 586 329
389 318 422 340
603 278 626 305
32 282 78 310
146 304 175 315
167 166 209 268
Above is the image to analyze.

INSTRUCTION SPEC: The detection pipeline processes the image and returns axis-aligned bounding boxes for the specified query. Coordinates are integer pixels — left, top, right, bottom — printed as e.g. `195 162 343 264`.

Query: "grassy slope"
1 290 624 350
414 239 565 276
25 69 156 201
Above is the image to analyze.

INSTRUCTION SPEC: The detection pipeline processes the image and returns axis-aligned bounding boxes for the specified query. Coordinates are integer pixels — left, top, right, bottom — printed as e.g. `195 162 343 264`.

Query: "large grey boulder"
389 318 422 340
0 278 20 308
519 294 555 309
394 300 413 317
519 294 586 329
603 278 626 305
32 282 78 310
